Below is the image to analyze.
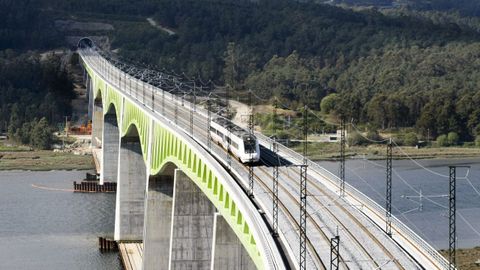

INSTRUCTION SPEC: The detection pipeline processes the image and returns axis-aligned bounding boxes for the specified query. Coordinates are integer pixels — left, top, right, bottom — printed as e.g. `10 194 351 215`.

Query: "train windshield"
243 136 257 154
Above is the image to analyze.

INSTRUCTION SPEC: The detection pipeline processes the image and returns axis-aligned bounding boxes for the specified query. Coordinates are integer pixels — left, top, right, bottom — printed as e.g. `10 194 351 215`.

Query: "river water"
0 159 478 269
0 170 121 270
318 158 480 249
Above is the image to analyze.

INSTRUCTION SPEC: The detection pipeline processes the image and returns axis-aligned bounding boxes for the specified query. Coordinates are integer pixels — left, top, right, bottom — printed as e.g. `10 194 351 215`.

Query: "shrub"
348 132 368 146
366 131 383 142
447 132 459 146
475 136 480 147
403 132 418 146
437 134 449 147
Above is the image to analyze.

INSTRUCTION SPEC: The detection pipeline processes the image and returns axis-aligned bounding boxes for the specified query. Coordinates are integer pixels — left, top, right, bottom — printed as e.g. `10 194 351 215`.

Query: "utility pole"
448 165 469 270
340 116 346 196
248 91 254 197
226 85 231 168
273 98 278 138
386 138 393 236
174 94 178 125
272 162 279 237
125 72 128 96
271 96 279 236
207 97 212 151
162 89 165 116
303 105 308 165
151 84 155 112
190 101 194 135
143 79 145 105
130 75 134 100
300 105 308 270
193 81 197 112
300 164 308 270
449 166 456 270
330 235 340 270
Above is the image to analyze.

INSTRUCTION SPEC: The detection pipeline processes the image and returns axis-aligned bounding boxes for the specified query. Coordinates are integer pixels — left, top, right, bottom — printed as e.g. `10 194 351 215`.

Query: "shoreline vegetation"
1 140 479 171
291 142 480 161
0 142 94 171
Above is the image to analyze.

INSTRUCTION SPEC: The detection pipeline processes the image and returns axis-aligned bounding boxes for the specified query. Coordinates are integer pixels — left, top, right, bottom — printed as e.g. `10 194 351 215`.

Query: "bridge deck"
135 88 420 269
80 49 451 270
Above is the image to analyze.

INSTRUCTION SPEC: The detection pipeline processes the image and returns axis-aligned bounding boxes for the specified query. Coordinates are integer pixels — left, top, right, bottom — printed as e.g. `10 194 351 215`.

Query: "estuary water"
0 159 478 269
318 158 480 249
0 170 121 270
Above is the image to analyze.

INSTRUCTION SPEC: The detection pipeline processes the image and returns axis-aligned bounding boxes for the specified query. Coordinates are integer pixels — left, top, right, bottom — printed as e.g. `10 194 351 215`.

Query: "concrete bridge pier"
92 98 103 148
212 214 256 270
86 75 93 120
115 127 147 241
143 165 176 270
100 111 119 185
169 169 216 270
141 168 257 270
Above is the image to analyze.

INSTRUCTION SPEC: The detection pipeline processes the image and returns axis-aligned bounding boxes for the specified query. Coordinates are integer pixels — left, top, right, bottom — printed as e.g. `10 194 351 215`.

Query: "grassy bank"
440 247 480 270
0 150 94 171
290 142 480 161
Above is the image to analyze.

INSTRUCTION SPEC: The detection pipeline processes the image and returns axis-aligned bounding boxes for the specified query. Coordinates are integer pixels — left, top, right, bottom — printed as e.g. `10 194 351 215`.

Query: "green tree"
18 121 34 144
30 117 53 150
367 94 387 129
320 93 339 114
7 103 22 140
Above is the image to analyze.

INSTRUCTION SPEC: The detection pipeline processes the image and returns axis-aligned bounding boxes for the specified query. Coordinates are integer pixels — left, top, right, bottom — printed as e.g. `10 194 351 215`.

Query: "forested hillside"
334 0 480 17
0 52 75 148
0 0 61 50
2 0 480 144
0 0 75 148
405 0 480 17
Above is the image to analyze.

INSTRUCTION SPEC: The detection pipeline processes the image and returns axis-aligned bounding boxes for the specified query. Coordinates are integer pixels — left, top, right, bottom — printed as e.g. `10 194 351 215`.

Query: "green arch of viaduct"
85 64 264 269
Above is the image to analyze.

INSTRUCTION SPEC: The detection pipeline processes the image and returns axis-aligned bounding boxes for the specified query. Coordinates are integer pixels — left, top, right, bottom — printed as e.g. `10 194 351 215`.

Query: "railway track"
82 52 434 270
114 77 412 270
261 149 406 269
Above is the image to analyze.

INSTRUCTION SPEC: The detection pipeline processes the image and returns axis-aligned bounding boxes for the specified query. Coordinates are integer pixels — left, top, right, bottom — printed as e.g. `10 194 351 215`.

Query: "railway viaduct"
79 38 453 270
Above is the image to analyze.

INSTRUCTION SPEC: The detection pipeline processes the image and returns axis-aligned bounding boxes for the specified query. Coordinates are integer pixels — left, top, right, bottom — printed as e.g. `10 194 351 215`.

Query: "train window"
243 136 256 153
231 141 238 149
210 126 216 133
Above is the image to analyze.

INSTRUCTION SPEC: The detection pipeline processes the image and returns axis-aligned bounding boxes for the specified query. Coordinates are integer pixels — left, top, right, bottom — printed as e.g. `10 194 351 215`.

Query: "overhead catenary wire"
345 166 435 244
391 140 450 178
349 157 480 245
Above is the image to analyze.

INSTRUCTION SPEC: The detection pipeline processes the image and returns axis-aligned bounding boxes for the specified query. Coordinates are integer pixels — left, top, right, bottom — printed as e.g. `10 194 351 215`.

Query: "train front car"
209 118 260 164
240 134 260 163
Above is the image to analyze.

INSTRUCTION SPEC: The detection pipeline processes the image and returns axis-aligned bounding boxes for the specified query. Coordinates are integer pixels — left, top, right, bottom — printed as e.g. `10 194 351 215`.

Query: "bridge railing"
255 133 451 269
78 47 287 270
